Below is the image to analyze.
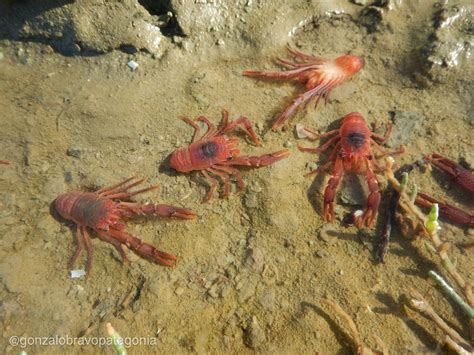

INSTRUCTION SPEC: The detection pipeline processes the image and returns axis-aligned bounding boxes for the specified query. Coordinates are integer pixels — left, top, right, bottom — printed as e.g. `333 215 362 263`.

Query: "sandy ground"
0 0 473 354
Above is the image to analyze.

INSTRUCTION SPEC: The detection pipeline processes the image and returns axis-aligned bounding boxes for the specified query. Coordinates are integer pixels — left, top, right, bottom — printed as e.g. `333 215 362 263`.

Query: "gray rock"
243 247 264 273
244 316 266 349
238 276 258 303
171 0 235 38
244 193 259 209
421 4 474 79
387 111 425 148
358 6 384 33
315 250 328 258
258 291 275 311
0 0 165 55
351 0 369 5
207 284 220 298
318 225 338 245
66 147 83 159
338 174 367 206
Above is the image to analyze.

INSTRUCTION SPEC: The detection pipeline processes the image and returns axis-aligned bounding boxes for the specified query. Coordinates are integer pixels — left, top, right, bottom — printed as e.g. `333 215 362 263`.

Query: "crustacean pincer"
415 153 473 227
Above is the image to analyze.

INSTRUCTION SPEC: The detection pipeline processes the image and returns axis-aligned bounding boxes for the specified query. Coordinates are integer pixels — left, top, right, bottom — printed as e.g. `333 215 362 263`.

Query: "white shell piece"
127 60 139 71
70 269 86 279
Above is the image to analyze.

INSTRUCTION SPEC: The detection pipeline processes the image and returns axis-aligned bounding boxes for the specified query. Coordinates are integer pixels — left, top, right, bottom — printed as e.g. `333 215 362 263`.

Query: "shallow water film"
0 0 473 354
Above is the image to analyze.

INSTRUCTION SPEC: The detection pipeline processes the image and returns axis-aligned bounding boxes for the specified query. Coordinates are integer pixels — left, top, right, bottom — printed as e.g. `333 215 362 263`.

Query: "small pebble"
283 140 293 148
245 316 266 349
67 147 83 159
175 287 184 296
70 269 86 279
64 171 73 183
306 162 318 171
318 225 338 245
351 0 369 5
245 194 258 209
338 269 344 275
315 250 326 258
250 182 262 193
207 285 219 298
127 60 139 71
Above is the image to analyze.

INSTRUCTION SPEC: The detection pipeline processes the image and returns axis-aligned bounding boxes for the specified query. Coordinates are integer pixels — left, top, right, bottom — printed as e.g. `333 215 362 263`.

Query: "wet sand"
0 0 473 353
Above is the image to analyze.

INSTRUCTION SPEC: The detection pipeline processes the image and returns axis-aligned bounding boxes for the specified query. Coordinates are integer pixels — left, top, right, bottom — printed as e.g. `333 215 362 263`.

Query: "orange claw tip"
177 209 198 219
274 149 291 159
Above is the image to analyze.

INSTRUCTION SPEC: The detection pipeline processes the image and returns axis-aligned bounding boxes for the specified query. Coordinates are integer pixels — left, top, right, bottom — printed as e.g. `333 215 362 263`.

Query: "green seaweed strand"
107 323 127 355
428 270 474 319
425 204 439 234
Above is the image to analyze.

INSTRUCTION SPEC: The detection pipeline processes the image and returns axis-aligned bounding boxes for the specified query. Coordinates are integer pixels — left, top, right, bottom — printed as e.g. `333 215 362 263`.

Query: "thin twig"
377 188 400 263
444 335 472 355
321 298 387 355
409 289 473 351
321 298 362 350
385 157 474 307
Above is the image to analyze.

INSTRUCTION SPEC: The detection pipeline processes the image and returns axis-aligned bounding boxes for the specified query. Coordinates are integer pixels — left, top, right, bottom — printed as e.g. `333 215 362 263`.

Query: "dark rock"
358 6 384 33
66 147 82 158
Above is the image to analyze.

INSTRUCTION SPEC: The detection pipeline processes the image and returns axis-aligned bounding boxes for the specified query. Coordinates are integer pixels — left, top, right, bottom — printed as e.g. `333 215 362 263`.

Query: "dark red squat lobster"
298 112 404 228
415 153 473 226
243 47 364 131
169 109 290 202
54 177 196 277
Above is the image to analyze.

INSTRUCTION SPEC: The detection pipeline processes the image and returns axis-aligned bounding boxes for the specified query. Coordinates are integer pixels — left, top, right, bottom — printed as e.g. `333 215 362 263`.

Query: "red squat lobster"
243 47 364 131
169 109 290 202
298 112 404 228
54 177 196 277
415 153 473 227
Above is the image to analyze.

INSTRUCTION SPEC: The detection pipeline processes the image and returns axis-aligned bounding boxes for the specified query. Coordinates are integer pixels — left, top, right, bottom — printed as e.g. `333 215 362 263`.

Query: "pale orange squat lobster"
244 47 364 131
